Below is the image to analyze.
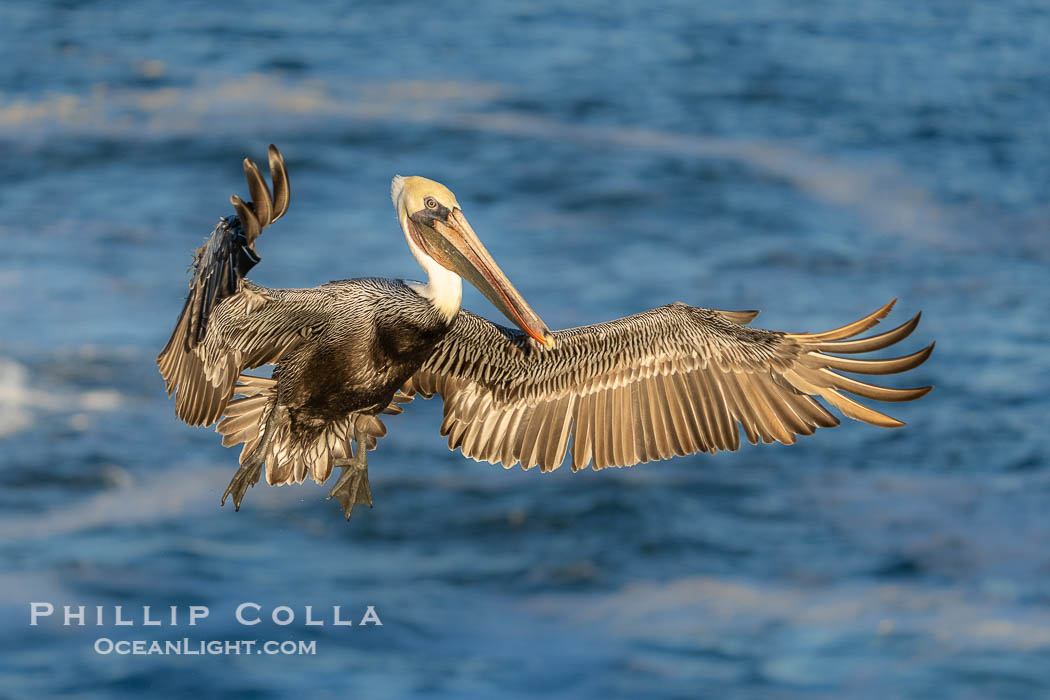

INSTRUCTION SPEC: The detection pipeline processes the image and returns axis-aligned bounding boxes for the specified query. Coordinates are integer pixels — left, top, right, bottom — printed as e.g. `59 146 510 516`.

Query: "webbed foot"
327 458 373 520
220 405 282 511
222 461 261 511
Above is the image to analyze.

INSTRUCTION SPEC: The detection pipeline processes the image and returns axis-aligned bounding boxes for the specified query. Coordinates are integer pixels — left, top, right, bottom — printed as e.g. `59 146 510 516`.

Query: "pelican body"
159 145 933 520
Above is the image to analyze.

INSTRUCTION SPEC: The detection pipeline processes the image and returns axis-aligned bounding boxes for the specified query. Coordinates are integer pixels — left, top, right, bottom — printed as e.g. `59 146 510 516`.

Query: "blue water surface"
1 1 1048 698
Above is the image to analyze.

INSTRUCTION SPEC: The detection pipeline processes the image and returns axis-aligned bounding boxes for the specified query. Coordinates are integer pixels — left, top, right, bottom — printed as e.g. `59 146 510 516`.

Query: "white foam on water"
0 465 225 541
0 357 124 438
531 574 1050 657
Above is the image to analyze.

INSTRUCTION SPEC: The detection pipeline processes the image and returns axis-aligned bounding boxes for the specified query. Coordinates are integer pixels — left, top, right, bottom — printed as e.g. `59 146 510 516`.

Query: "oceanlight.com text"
93 638 318 656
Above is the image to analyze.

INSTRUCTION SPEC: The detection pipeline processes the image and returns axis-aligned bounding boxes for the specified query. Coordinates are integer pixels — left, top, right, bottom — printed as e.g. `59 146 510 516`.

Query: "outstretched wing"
157 145 299 427
402 299 933 471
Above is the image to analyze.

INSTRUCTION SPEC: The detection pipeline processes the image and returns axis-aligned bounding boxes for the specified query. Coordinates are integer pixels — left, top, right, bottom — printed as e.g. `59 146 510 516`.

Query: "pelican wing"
157 145 300 427
403 299 933 471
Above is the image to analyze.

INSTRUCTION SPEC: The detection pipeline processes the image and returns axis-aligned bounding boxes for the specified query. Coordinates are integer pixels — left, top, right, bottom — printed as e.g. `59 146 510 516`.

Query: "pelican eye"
423 196 439 210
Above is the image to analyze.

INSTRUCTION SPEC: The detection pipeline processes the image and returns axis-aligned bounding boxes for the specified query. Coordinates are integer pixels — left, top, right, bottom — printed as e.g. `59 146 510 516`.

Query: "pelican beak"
411 207 555 348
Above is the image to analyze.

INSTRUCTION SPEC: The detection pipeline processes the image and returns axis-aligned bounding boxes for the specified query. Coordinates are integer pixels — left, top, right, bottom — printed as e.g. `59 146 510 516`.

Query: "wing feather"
619 384 637 466
571 394 594 471
723 371 760 445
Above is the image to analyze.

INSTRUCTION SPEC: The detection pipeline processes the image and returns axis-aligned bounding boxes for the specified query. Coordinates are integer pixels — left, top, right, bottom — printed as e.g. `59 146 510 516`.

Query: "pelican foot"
221 461 261 511
220 404 283 512
327 458 373 520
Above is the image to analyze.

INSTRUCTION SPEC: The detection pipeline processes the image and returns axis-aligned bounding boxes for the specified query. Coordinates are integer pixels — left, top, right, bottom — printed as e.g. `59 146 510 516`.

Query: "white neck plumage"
399 210 462 322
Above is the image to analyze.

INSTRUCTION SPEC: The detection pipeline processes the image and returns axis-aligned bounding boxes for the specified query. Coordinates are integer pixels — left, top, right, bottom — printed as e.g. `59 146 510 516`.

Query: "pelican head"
392 175 555 348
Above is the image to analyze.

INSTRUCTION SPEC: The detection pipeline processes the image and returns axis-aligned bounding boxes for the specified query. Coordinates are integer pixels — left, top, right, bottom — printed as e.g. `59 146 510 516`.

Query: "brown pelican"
159 145 933 520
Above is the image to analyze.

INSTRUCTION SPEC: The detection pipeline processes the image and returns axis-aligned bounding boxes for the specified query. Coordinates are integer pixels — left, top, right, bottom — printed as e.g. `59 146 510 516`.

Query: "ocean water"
1 1 1048 697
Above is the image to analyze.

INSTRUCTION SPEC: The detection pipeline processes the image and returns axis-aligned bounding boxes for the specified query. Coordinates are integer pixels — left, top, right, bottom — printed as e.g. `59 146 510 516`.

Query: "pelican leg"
221 405 282 511
327 422 373 520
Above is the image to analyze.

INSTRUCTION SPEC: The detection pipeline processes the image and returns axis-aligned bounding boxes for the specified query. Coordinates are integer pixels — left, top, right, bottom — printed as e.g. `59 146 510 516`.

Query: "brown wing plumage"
402 299 933 472
157 145 299 427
